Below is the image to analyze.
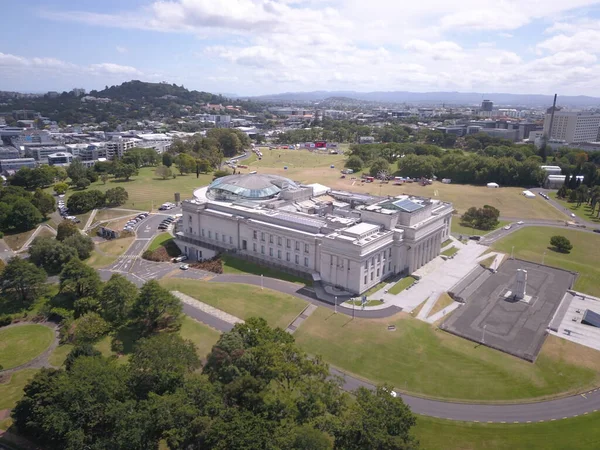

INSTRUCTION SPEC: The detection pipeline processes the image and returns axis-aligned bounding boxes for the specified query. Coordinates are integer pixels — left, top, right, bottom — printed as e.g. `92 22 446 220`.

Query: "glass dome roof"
206 173 298 201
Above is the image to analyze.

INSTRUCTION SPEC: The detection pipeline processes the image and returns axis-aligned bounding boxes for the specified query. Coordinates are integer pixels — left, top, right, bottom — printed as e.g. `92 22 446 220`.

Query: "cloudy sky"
2 0 600 96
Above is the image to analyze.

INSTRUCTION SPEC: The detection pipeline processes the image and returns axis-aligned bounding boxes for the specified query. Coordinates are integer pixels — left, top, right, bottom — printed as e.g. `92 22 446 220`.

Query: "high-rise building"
481 100 493 112
543 111 600 143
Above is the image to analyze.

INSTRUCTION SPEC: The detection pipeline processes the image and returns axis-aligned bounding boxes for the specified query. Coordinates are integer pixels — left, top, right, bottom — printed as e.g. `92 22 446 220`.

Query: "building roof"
206 173 298 201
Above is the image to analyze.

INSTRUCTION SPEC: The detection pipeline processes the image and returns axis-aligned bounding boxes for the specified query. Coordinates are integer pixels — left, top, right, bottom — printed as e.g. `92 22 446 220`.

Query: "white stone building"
543 111 600 143
176 174 452 295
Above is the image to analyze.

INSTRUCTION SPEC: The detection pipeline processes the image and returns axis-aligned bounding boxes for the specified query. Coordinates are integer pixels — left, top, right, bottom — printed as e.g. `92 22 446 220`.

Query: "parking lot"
441 259 576 361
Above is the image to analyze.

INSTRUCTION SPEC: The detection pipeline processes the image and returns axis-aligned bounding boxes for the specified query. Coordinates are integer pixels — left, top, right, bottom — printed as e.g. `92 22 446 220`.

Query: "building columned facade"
175 174 452 295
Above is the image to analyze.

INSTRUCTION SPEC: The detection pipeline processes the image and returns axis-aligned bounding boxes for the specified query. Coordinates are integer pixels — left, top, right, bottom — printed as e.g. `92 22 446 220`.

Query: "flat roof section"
582 309 600 328
441 259 575 362
343 222 380 237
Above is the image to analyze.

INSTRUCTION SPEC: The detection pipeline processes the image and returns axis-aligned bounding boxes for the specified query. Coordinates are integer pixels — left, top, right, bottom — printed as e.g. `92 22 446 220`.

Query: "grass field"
492 227 600 297
86 236 135 268
246 149 566 220
441 246 459 257
180 316 221 360
148 233 174 252
294 307 600 401
3 228 37 251
479 255 496 269
549 192 600 224
414 413 600 450
388 276 416 295
47 344 73 367
56 167 214 211
94 208 139 223
221 254 310 285
428 293 455 318
451 219 510 237
160 279 307 330
0 325 54 370
0 369 39 410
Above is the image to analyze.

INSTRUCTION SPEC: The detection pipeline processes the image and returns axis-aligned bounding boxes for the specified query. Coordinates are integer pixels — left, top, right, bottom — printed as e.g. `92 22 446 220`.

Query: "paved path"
83 209 98 231
286 303 317 334
424 301 461 324
0 239 15 262
416 292 441 321
18 224 56 252
172 291 244 326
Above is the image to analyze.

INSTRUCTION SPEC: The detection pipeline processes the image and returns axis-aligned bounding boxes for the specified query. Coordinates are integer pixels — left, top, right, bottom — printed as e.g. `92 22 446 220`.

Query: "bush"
0 314 12 327
213 169 230 179
345 155 364 172
190 255 223 274
67 190 106 214
550 235 573 253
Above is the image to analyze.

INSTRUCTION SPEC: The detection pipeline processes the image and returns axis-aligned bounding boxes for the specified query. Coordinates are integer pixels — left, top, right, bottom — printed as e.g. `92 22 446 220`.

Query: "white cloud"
89 63 142 75
116 46 128 54
486 51 522 65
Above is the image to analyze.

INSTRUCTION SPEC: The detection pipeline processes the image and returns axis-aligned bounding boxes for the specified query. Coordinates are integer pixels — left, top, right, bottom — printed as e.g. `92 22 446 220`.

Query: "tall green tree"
105 187 129 206
0 257 47 306
8 198 43 231
162 152 173 168
59 258 102 299
63 234 94 260
56 220 80 241
130 280 182 335
99 274 138 327
67 159 87 183
28 237 77 274
32 189 56 218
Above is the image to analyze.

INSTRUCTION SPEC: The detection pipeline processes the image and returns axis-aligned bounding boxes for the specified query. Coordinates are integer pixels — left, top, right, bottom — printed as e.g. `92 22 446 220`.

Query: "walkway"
286 303 317 334
172 291 244 326
83 209 98 231
17 224 57 252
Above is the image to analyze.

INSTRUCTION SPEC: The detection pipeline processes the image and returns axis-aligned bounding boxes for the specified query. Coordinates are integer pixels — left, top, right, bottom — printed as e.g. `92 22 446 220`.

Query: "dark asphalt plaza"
441 258 575 361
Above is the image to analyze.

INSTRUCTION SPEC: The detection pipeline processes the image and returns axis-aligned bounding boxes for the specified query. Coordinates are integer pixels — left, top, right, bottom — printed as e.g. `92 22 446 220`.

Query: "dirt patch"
142 240 181 262
190 256 223 274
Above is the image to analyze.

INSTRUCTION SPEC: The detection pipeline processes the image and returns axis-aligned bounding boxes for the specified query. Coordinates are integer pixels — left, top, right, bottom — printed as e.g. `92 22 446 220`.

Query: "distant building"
478 128 519 142
24 144 68 164
47 152 73 166
544 174 584 189
539 165 562 176
0 146 20 160
105 138 136 159
481 100 494 112
518 123 542 141
435 126 466 137
359 136 375 144
543 111 600 143
0 158 36 174
72 88 86 96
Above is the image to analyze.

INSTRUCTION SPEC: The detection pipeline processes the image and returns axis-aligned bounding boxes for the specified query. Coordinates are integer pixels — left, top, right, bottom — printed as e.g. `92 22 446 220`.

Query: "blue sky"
2 0 600 96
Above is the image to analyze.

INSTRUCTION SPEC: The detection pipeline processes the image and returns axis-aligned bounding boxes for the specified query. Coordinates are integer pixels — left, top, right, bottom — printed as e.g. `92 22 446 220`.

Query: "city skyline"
2 0 600 96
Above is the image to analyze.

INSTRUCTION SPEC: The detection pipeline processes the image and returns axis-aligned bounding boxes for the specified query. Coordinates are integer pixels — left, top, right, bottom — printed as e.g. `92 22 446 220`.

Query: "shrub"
0 314 12 327
550 235 573 253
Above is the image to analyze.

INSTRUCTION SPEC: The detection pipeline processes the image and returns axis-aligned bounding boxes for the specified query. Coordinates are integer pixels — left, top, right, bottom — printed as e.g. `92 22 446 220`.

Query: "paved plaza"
549 291 600 352
441 259 576 361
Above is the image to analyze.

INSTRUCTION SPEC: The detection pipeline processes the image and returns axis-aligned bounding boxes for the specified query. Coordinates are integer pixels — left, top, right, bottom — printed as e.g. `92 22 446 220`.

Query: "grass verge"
451 219 509 237
427 293 454 318
549 192 600 224
160 279 307 330
0 369 39 410
148 233 174 252
441 246 459 257
180 317 221 360
221 254 310 286
0 325 54 370
388 276 416 295
294 307 600 401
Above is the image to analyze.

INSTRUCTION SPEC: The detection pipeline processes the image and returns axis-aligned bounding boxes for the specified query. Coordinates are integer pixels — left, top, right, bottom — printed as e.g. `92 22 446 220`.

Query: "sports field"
294 306 600 402
244 149 566 220
492 227 600 297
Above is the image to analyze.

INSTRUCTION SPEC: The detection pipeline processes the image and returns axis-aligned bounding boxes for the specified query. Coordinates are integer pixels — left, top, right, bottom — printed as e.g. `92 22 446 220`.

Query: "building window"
389 262 392 271
304 243 309 253
287 239 291 248
286 252 290 262
278 237 282 246
261 232 265 242
201 229 205 237
208 231 212 239
269 235 274 244
222 234 226 243
330 255 334 266
269 248 273 256
388 249 392 257
188 215 192 224
295 241 300 251
188 227 192 233
304 257 309 267
215 232 219 241
295 255 299 264
377 254 381 263
278 250 281 259
253 243 257 252
377 268 380 277
364 275 367 284
370 272 373 281
261 245 265 254
253 230 257 239
365 261 368 270
229 236 233 244
371 258 374 266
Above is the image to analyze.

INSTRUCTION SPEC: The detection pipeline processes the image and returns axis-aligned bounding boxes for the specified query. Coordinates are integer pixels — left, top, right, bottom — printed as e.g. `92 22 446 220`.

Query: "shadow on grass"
114 327 142 355
221 254 311 286
547 245 571 254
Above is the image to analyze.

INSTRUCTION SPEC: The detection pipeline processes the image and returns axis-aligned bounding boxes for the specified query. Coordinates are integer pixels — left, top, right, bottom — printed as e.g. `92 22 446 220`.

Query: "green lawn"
0 325 54 370
2 228 37 251
180 316 221 360
0 369 39 410
492 227 600 297
451 219 509 237
47 344 73 367
428 293 454 318
86 236 135 268
441 238 453 247
55 167 214 211
479 255 496 269
363 281 388 297
549 192 600 224
221 254 310 286
441 246 459 257
148 232 174 252
294 307 600 401
160 279 308 330
414 413 600 450
388 276 416 295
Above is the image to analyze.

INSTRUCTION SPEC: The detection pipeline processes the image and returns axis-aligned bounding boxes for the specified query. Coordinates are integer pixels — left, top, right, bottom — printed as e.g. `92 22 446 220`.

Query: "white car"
570 213 576 218
179 263 190 270
504 225 511 230
517 221 524 225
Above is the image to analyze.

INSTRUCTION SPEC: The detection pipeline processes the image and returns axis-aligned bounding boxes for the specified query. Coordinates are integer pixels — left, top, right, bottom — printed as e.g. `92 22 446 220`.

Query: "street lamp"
334 296 337 314
482 324 488 345
511 246 515 260
260 274 263 290
542 251 546 265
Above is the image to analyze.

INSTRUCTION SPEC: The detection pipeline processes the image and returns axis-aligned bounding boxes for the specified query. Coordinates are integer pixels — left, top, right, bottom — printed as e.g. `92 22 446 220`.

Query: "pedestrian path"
171 291 244 326
425 301 461 324
416 291 442 320
83 208 98 231
18 224 56 252
286 303 317 334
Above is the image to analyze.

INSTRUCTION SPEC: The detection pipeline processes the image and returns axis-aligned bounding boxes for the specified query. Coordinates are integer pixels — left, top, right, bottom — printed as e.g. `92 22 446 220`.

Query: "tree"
70 312 110 344
460 205 500 231
99 274 138 327
576 185 588 207
64 234 94 260
64 344 101 371
129 333 201 397
369 157 391 177
32 189 56 218
105 187 128 207
113 163 138 181
550 235 573 253
196 159 210 176
67 190 106 214
162 152 173 167
568 189 578 202
66 159 87 183
7 198 43 231
59 258 102 299
0 257 47 306
101 173 109 185
175 153 196 175
155 165 172 180
28 237 77 274
56 220 80 241
54 182 69 195
76 178 91 190
130 280 182 335
345 155 364 172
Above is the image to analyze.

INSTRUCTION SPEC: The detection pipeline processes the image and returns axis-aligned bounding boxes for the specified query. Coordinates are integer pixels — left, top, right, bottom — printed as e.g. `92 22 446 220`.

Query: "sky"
2 0 600 96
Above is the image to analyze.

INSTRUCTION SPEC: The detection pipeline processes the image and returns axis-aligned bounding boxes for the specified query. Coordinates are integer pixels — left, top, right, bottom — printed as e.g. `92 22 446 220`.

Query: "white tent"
522 190 536 198
487 182 499 188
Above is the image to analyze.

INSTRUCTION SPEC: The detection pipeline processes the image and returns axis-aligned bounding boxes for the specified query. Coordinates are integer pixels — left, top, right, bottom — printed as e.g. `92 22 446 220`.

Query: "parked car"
173 255 188 263
504 225 511 230
179 264 189 270
594 229 600 234
517 221 524 225
158 224 168 230
469 235 481 241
